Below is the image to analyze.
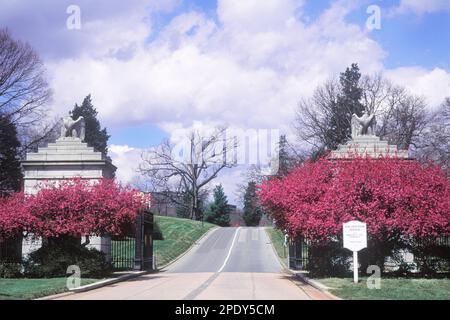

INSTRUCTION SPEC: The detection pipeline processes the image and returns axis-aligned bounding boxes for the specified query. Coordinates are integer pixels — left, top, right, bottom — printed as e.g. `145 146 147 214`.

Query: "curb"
70 270 149 293
294 273 342 300
36 270 149 300
157 226 219 270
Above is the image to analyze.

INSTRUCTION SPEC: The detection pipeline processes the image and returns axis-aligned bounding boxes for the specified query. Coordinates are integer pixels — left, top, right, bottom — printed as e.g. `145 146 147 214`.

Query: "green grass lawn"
317 277 450 300
265 227 288 263
153 215 217 267
0 277 100 300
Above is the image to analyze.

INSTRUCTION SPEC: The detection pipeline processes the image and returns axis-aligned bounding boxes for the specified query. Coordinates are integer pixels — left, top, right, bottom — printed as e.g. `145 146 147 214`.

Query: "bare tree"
139 126 237 220
378 95 428 150
414 98 450 168
360 74 429 150
0 28 53 154
294 78 340 150
17 118 60 156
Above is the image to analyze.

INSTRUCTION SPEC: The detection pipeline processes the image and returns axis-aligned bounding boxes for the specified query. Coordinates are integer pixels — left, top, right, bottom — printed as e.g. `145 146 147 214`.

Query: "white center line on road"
217 227 241 273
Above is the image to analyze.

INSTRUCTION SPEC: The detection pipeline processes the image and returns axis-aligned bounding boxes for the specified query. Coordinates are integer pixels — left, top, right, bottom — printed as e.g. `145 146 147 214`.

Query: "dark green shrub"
307 242 351 277
409 239 450 276
24 240 112 278
0 263 22 278
358 237 403 274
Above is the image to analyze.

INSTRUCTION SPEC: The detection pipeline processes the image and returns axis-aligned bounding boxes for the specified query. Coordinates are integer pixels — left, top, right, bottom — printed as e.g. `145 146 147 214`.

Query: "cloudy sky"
2 0 450 203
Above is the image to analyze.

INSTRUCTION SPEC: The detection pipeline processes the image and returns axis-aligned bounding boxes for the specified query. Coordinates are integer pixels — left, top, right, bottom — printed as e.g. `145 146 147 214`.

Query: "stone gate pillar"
21 133 116 260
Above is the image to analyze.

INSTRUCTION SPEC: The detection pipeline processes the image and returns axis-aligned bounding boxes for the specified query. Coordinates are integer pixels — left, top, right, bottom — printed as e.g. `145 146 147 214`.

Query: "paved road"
56 227 330 300
168 227 282 273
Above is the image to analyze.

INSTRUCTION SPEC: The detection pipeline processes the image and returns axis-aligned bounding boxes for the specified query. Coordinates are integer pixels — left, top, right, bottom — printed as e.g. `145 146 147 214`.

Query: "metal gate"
111 210 154 271
288 236 310 270
111 236 136 270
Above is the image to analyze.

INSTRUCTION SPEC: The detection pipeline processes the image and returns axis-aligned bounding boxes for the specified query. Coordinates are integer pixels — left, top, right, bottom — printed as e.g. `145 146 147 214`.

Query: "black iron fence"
412 236 450 272
109 210 155 271
111 236 136 270
435 237 450 247
288 236 310 270
287 235 450 273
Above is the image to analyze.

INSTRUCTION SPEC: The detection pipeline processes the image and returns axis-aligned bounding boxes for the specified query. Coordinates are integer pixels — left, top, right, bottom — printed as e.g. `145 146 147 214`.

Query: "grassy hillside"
153 216 217 267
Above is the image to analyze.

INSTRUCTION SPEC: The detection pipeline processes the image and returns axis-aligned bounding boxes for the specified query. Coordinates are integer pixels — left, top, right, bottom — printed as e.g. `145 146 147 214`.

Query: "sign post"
353 251 358 283
343 221 367 283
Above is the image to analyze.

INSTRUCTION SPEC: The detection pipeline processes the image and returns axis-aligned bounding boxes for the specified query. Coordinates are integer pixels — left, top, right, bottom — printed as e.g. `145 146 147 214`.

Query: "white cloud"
390 0 450 16
386 67 450 108
0 0 181 59
46 0 385 133
43 1 392 199
217 0 303 32
109 144 142 184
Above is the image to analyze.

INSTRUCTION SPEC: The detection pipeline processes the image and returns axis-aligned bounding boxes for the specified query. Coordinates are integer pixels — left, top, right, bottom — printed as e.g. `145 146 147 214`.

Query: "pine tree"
70 94 110 154
0 115 23 196
205 185 231 226
324 63 365 150
277 135 290 177
176 192 192 219
243 181 263 226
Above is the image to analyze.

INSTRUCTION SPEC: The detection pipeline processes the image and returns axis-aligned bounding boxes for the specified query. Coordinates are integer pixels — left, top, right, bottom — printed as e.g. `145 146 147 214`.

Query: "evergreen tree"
176 192 192 219
205 185 231 226
70 95 110 154
277 135 291 177
0 115 23 196
243 181 263 226
324 63 365 150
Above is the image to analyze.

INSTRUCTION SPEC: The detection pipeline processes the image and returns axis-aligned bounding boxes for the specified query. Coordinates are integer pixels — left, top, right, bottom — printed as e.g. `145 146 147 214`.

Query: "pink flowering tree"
0 192 28 241
0 179 149 276
0 178 149 241
28 178 149 239
258 157 450 273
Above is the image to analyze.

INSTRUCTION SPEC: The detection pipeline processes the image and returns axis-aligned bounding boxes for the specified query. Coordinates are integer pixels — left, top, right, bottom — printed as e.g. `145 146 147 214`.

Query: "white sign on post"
343 221 367 283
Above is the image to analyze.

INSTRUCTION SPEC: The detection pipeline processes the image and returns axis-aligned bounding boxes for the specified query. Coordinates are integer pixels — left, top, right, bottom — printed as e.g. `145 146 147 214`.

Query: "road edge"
264 227 288 270
264 227 341 300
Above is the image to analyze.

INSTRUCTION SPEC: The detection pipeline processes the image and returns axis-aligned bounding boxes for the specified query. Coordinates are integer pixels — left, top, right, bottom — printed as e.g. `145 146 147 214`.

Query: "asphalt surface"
168 227 282 273
55 227 328 300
